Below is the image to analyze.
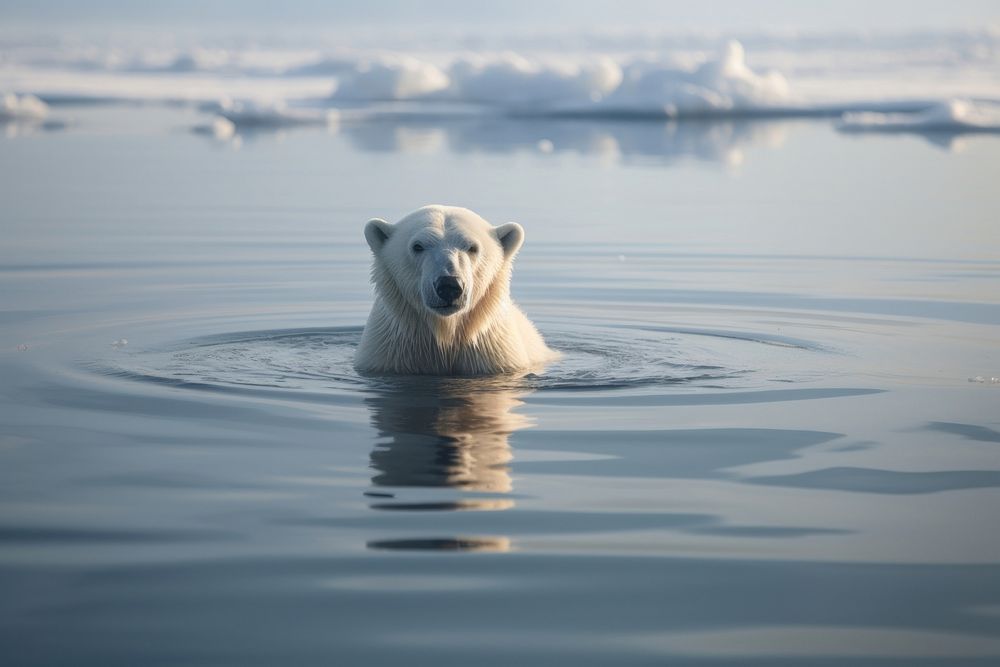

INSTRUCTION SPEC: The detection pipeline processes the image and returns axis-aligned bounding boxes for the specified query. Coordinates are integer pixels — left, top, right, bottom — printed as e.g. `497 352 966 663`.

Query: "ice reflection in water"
207 113 788 167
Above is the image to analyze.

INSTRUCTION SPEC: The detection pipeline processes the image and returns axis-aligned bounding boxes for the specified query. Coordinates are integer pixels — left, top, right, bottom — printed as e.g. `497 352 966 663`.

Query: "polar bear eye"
468 244 479 254
411 243 424 253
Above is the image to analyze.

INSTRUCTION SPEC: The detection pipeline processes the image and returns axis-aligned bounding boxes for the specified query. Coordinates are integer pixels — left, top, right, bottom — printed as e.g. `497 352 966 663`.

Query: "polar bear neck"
431 266 512 348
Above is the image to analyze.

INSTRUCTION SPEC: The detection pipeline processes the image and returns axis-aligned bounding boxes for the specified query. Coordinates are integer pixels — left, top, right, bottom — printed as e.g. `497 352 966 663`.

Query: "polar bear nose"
434 275 464 303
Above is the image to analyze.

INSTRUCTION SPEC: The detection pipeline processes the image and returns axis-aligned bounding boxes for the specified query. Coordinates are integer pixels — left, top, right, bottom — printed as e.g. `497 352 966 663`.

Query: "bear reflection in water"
365 379 530 496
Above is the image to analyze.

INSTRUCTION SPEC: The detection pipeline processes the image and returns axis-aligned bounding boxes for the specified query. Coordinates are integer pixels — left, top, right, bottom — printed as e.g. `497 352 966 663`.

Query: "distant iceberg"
323 42 787 116
837 99 1000 133
580 41 790 117
332 56 450 101
446 54 623 108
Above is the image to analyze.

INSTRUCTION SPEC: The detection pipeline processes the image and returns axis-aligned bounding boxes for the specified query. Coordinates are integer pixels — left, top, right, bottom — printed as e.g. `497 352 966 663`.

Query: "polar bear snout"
433 275 464 303
425 272 468 315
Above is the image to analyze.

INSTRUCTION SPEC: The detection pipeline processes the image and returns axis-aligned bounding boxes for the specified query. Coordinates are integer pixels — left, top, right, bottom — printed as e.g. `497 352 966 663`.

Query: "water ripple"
95 321 828 401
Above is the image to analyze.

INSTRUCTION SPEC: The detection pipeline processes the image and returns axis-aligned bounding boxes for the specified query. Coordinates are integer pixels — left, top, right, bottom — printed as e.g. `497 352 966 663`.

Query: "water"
2 107 1000 665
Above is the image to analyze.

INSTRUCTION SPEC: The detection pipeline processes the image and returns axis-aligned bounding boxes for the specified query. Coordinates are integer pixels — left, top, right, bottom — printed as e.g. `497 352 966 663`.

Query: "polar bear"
355 205 558 376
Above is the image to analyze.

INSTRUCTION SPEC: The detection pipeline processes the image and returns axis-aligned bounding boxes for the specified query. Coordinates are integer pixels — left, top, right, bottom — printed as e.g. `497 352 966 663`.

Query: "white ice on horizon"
447 54 623 107
4 29 1000 122
593 41 789 115
838 99 1000 132
327 42 785 115
332 56 450 101
0 93 49 120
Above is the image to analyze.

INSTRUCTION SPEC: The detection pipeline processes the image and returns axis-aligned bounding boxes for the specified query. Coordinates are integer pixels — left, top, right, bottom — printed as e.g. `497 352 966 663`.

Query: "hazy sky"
1 0 998 32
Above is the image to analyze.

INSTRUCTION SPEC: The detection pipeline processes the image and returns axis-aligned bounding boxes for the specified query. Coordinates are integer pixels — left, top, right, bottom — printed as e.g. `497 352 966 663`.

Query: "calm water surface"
2 107 1000 665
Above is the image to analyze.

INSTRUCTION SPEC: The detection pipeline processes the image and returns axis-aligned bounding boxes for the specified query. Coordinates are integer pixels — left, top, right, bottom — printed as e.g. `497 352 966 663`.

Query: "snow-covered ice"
332 56 450 101
582 41 790 117
216 100 338 129
318 42 786 116
0 93 49 121
838 99 1000 134
2 27 1000 128
446 54 622 108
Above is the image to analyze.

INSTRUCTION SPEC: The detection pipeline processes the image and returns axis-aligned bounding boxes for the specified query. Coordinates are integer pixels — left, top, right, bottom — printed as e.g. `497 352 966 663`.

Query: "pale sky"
1 0 998 32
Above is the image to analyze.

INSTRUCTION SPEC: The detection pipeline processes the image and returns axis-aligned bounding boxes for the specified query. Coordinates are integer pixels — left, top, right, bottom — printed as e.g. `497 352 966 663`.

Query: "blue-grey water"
2 107 1000 665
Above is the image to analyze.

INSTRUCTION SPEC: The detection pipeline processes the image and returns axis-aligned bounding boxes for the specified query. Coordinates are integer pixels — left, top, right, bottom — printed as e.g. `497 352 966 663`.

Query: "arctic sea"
2 29 1000 667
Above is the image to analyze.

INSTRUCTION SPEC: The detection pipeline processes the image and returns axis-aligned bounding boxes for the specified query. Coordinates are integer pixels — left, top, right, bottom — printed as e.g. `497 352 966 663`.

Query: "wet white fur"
355 205 558 375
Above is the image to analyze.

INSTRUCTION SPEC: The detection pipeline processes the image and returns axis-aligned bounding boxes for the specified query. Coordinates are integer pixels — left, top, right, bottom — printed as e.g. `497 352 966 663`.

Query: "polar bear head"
364 205 524 323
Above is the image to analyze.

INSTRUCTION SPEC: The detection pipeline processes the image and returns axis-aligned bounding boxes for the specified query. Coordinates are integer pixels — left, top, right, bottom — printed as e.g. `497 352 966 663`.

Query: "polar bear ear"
364 218 393 254
495 222 524 260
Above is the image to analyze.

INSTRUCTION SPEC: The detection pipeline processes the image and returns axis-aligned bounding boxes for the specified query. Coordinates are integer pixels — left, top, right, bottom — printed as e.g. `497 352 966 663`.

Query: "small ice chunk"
218 100 337 129
192 115 236 140
838 99 1000 133
536 139 554 153
0 93 49 121
210 116 235 139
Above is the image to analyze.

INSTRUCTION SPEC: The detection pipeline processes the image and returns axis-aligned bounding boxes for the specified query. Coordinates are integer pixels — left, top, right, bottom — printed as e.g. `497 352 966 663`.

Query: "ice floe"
332 56 450 101
4 28 1000 129
837 99 1000 133
324 42 785 116
216 100 338 129
0 93 49 121
583 41 790 117
446 54 622 108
